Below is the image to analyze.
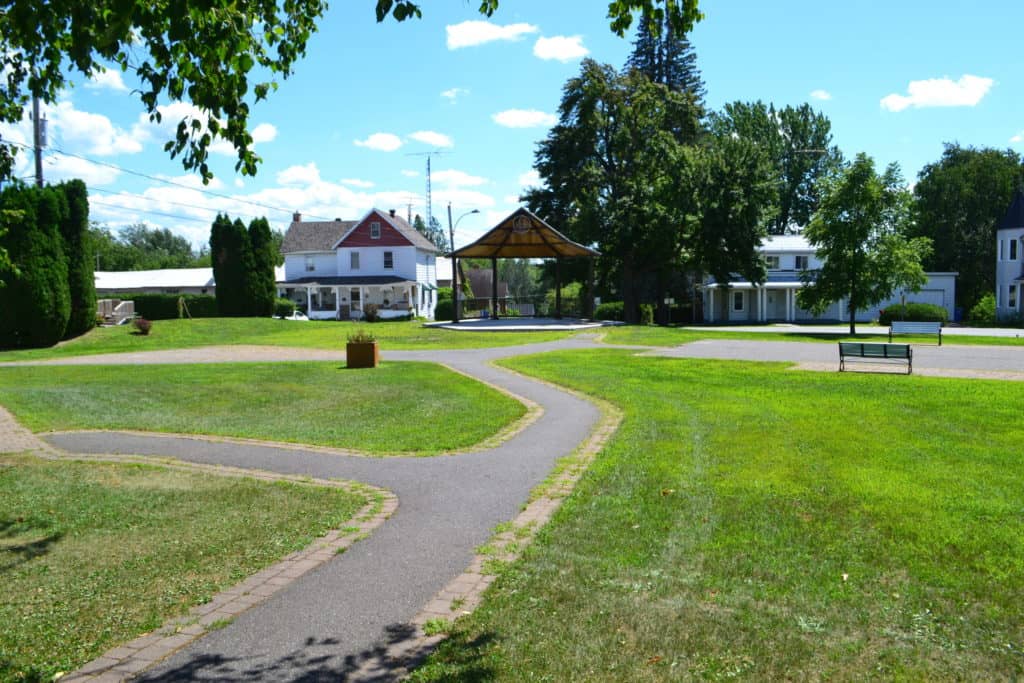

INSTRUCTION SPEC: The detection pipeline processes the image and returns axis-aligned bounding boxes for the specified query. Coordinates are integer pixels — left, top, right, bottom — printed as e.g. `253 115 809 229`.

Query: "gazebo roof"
451 208 599 259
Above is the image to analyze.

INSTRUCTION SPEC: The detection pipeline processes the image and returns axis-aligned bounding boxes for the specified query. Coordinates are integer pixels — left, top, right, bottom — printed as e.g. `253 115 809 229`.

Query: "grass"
411 350 1024 681
0 453 365 681
0 361 525 455
600 324 1024 347
0 318 576 361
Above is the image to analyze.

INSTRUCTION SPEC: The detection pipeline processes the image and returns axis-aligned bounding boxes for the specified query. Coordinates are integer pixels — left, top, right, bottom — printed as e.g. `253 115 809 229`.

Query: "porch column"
491 257 499 319
453 257 461 323
709 288 715 323
333 286 340 318
359 287 365 315
786 288 794 322
306 287 312 314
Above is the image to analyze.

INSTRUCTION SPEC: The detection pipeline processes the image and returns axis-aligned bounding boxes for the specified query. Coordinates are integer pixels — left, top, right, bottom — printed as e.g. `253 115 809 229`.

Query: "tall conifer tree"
625 14 706 110
58 180 96 337
247 216 277 316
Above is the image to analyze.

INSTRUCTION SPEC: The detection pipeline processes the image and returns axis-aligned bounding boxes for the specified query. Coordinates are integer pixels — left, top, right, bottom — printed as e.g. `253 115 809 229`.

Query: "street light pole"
448 203 479 323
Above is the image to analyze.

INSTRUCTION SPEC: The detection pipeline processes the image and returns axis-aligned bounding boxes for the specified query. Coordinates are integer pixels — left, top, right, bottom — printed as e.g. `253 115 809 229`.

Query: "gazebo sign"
513 215 531 234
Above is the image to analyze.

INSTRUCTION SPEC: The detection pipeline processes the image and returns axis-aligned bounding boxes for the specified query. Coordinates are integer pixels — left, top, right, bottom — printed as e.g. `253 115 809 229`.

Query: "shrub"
594 301 624 321
274 297 296 318
102 293 218 320
133 318 152 335
434 299 454 321
363 303 380 322
437 287 453 302
877 302 948 326
639 303 655 325
544 282 583 317
969 294 996 325
347 328 376 343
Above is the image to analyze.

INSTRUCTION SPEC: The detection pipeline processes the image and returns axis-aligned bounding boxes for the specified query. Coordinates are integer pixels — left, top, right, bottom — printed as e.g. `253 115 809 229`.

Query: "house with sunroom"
701 234 957 323
995 189 1024 320
277 208 440 320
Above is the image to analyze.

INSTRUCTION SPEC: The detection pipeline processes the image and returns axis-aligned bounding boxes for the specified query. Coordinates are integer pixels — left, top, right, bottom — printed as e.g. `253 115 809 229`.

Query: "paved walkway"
5 335 1024 680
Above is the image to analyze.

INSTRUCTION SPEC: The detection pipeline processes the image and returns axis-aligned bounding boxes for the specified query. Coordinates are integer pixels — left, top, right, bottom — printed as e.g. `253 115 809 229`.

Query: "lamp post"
448 203 479 323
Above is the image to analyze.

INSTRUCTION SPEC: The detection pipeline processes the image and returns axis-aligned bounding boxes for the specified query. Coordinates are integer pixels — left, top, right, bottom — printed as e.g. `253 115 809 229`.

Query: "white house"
995 190 1024 320
277 208 440 320
702 235 957 323
95 266 285 296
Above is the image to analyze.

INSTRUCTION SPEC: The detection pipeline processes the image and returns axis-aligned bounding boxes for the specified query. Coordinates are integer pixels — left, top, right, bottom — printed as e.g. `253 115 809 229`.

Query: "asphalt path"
43 338 606 682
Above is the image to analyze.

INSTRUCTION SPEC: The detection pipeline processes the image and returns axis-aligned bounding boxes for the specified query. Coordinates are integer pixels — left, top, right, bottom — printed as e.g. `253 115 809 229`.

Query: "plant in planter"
346 329 378 368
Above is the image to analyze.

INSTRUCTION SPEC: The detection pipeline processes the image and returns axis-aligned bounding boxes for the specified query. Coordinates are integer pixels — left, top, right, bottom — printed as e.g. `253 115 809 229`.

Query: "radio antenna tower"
405 150 447 227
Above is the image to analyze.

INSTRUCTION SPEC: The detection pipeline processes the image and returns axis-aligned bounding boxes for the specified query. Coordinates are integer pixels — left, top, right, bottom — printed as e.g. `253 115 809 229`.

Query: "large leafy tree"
709 101 842 234
413 214 449 253
624 10 705 109
798 153 931 334
524 60 702 322
2 1 701 182
912 144 1024 310
90 223 200 270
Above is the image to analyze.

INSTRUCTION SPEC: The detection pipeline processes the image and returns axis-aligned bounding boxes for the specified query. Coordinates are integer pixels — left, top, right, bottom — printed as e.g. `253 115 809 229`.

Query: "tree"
0 184 71 348
413 214 449 253
247 217 278 317
709 101 842 234
524 60 702 322
797 154 932 335
912 144 1024 310
90 223 202 270
624 10 706 109
210 214 251 316
2 2 702 183
57 180 96 338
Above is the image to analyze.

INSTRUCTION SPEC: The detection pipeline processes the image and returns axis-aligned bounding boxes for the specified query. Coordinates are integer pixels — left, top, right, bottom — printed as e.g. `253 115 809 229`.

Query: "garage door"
908 289 944 307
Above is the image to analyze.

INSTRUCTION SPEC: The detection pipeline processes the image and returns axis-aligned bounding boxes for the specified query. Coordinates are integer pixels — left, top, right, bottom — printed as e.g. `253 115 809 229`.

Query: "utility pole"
32 95 45 187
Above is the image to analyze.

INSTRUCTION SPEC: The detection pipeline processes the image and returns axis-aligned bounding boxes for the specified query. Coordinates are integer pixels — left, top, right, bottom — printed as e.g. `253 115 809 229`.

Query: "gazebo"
450 207 600 321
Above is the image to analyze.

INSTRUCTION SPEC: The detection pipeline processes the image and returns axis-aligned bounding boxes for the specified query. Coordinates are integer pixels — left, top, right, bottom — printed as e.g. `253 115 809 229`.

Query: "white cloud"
810 89 832 101
880 75 994 112
533 35 589 62
446 20 538 50
276 162 321 186
503 194 522 205
441 87 469 102
492 109 557 128
408 130 453 148
519 170 541 188
341 178 375 188
354 132 403 152
1010 131 1024 144
85 69 129 92
251 123 277 144
45 153 121 185
48 100 143 156
401 169 419 178
234 178 245 188
432 169 488 187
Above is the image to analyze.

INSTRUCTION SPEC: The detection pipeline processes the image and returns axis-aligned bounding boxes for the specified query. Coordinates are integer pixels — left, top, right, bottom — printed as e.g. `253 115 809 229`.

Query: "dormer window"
370 222 381 239
795 255 809 270
765 255 779 269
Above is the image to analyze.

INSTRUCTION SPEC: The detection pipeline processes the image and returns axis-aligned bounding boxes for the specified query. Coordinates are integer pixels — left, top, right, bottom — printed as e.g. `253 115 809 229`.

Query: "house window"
765 255 779 269
999 239 1005 260
384 251 394 269
732 291 745 312
350 251 360 270
795 255 809 270
370 222 381 239
1011 240 1019 261
304 256 315 272
1011 284 1018 309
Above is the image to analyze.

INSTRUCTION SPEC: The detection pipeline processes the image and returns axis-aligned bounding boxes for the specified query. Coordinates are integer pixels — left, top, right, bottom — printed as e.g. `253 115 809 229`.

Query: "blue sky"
3 0 1022 249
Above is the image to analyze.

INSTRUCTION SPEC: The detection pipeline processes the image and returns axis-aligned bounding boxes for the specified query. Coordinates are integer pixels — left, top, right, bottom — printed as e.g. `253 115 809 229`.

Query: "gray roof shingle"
281 220 357 253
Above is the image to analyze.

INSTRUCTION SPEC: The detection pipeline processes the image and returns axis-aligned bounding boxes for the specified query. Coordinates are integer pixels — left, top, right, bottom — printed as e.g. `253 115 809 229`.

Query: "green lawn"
412 350 1024 680
0 362 525 455
0 454 367 682
0 318 576 361
601 324 1024 347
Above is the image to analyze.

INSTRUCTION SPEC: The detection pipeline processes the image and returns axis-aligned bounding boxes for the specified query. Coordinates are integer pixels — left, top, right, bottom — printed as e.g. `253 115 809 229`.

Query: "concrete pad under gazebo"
449 207 600 322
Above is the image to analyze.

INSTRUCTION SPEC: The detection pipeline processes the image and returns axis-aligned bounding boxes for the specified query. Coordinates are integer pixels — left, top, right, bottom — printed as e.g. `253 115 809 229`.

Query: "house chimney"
292 211 302 222
389 208 396 218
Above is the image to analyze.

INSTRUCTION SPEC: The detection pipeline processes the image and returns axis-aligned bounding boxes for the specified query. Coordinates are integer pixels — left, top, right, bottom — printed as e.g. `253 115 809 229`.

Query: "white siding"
995 228 1024 318
284 252 336 280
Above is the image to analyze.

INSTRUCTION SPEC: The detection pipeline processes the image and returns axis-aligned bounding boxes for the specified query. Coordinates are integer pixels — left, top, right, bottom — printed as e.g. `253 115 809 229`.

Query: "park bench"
838 342 912 374
889 320 942 346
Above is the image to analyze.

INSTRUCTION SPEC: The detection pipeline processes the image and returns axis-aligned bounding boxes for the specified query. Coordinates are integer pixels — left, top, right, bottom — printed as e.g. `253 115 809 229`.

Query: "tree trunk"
848 300 856 335
622 255 638 324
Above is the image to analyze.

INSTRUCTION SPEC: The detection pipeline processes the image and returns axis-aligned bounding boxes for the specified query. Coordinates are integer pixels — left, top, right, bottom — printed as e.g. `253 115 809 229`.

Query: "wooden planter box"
346 341 379 368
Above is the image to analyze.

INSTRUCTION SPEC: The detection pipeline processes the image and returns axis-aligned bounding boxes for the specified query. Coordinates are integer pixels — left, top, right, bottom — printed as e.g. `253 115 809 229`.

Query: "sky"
2 0 1023 250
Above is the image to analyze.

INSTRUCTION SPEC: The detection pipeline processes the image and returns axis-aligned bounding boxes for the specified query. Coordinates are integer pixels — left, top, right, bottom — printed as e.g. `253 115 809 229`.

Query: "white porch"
704 282 821 323
278 281 418 320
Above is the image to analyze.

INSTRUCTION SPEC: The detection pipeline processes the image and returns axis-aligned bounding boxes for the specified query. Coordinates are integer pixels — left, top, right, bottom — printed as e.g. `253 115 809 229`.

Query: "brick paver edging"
343 368 624 680
19 449 397 683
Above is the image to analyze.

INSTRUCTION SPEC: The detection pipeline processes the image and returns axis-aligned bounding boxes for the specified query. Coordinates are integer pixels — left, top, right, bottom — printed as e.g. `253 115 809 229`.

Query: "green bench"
889 320 942 346
838 342 912 374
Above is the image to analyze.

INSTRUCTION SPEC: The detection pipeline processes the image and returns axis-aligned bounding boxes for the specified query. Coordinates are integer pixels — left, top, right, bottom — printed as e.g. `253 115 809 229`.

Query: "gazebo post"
490 257 499 319
586 257 595 319
453 257 460 323
554 257 562 319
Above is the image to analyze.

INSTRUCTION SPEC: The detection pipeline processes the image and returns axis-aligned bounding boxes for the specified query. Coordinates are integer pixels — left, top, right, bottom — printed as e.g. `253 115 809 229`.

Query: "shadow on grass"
0 518 63 572
135 624 497 682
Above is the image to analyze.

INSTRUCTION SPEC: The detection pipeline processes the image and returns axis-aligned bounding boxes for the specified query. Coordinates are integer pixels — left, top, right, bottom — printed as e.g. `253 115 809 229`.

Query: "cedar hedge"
877 302 948 326
102 293 219 320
